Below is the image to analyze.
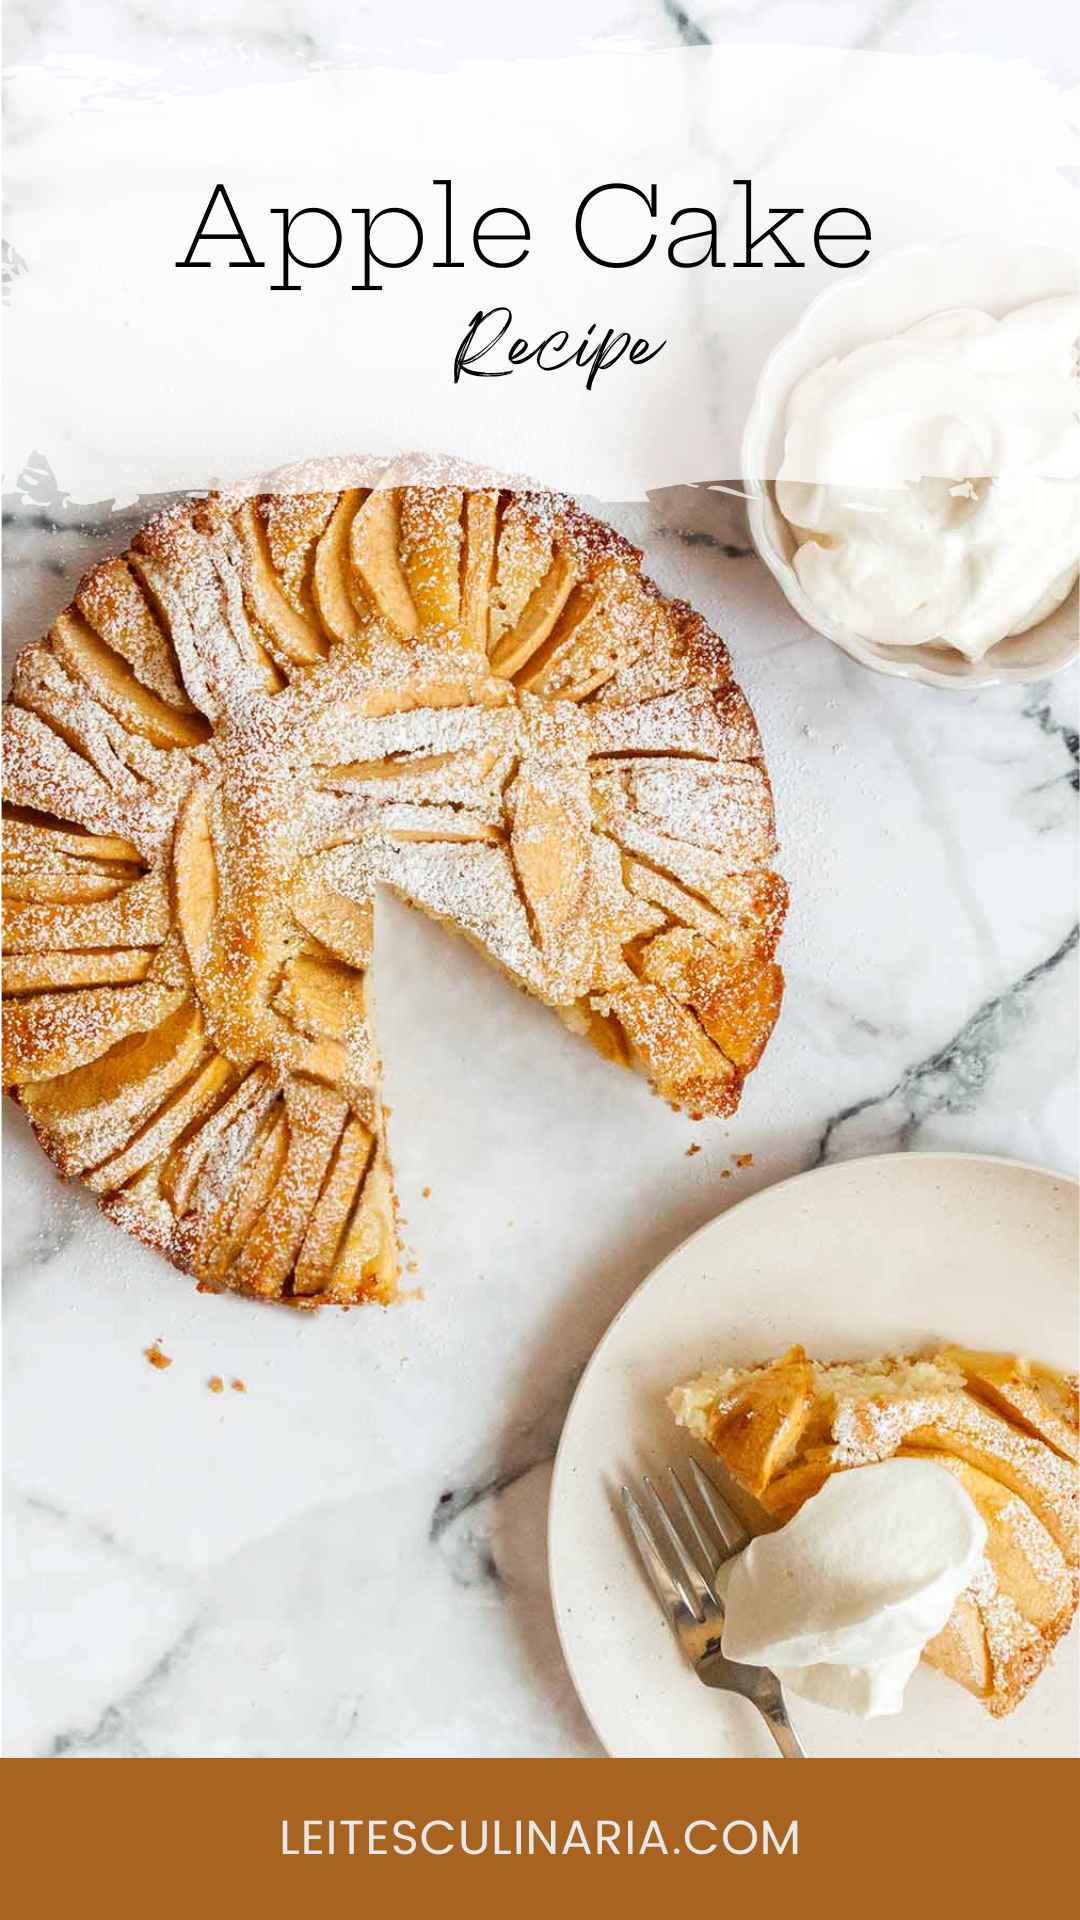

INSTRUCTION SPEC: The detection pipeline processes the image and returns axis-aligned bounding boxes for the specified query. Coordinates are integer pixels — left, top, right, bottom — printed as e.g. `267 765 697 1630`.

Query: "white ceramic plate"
549 1153 1078 1759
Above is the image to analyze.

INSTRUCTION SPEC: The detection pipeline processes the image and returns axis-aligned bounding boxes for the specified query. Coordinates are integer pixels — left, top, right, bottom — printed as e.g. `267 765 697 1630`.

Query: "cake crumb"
231 1378 246 1393
720 1168 732 1180
421 1185 431 1198
406 1260 419 1274
144 1342 172 1370
208 1375 224 1394
733 1152 754 1169
685 1143 701 1158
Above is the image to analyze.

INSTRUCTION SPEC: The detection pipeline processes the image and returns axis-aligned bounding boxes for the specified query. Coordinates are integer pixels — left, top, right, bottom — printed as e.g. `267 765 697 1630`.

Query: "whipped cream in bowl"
742 241 1080 687
718 1458 987 1718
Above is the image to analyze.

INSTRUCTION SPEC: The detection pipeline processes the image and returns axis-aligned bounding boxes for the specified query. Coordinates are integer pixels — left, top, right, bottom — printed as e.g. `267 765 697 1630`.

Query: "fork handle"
761 1699 806 1759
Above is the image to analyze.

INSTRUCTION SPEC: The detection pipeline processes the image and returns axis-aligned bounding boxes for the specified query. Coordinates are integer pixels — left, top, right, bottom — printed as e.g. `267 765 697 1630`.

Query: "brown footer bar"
3 1757 1074 1911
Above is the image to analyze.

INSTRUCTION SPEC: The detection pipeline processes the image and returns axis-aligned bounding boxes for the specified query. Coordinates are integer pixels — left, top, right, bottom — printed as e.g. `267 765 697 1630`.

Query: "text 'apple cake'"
2 471 786 1306
671 1345 1079 1716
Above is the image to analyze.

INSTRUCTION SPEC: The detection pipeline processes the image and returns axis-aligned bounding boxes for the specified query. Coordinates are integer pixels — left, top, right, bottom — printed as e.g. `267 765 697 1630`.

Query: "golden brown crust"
671 1344 1079 1718
3 471 786 1306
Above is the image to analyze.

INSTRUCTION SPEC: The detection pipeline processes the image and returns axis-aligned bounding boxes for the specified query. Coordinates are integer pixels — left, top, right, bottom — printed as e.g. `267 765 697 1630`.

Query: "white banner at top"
5 43 1078 502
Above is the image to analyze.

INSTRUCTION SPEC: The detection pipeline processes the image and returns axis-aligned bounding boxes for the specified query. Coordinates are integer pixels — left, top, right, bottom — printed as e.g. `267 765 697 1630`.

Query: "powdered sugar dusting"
674 1342 1079 1716
3 471 785 1305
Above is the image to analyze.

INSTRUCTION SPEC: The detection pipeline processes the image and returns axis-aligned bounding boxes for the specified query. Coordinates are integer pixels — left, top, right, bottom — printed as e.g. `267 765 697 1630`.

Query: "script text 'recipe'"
176 179 870 385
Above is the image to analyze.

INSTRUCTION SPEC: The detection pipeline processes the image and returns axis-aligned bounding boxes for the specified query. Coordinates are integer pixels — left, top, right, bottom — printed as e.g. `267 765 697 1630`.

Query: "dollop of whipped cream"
774 297 1080 659
718 1459 986 1717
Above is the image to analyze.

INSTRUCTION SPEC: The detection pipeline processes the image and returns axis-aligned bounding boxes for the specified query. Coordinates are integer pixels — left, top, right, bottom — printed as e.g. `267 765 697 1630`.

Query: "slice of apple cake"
671 1344 1079 1715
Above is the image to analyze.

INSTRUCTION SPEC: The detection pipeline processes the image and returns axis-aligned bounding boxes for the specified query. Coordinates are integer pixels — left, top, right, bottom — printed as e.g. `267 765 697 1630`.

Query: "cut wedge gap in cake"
2 470 786 1306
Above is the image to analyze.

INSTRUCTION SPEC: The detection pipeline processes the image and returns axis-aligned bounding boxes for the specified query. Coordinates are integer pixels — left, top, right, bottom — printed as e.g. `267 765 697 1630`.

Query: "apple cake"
2 471 786 1306
671 1344 1079 1716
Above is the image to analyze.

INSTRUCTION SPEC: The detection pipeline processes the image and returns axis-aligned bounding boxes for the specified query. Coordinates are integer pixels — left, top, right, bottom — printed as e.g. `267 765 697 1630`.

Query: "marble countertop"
3 0 1078 1760
5 467 1076 1758
6 0 1079 82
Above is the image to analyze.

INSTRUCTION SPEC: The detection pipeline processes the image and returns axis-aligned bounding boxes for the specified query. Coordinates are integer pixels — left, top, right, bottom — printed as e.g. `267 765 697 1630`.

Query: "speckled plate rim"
548 1152 1079 1759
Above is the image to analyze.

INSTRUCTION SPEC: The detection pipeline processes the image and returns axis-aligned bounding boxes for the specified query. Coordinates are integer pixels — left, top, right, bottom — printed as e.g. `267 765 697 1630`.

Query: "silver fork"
621 1456 806 1758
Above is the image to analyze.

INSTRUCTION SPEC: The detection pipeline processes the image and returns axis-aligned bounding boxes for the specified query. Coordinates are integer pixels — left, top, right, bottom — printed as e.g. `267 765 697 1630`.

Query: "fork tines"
620 1455 806 1758
621 1458 748 1630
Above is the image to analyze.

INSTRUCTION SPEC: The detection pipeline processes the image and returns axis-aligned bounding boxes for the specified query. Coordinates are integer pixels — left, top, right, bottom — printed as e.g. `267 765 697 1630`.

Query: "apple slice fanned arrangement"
2 472 786 1305
672 1344 1080 1716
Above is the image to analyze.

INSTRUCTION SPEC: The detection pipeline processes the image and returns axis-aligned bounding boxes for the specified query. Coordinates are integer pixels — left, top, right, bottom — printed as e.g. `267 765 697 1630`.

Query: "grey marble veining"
5 1 1078 82
817 923 1079 1163
4 458 1075 1758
